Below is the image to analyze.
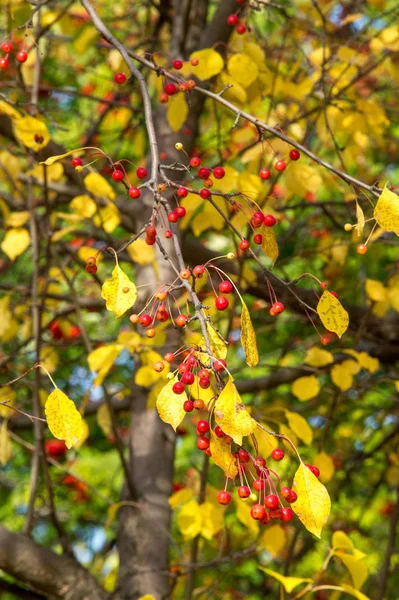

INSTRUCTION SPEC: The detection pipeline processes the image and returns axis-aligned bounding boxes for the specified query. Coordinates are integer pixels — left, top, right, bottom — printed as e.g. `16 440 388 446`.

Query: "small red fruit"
164 352 175 362
281 507 294 522
177 187 188 198
172 59 183 70
239 239 250 251
272 301 284 315
180 268 191 280
176 205 186 218
271 448 284 461
252 211 264 228
196 420 210 434
275 159 286 171
238 485 251 498
227 14 239 25
139 313 153 327
198 368 209 379
168 211 178 223
320 336 330 346
154 361 165 372
128 186 140 199
253 233 263 245
255 456 266 469
213 167 225 179
190 157 201 168
164 229 173 238
330 291 338 298
199 377 210 389
264 494 279 509
146 327 156 338
164 82 177 96
172 381 185 395
112 169 124 182
214 425 224 438
0 57 8 69
1 42 12 54
213 358 227 372
305 464 320 477
183 400 194 412
236 23 247 34
136 167 148 179
16 50 28 63
114 72 126 84
159 93 169 104
264 214 276 227
289 149 300 161
199 188 211 199
197 436 210 450
198 167 210 179
193 265 205 278
215 296 229 311
193 399 205 410
250 504 266 520
219 280 232 294
253 479 265 491
175 314 188 327
146 225 156 237
357 244 368 255
71 157 82 168
217 490 231 505
259 168 271 180
181 371 195 385
238 449 250 463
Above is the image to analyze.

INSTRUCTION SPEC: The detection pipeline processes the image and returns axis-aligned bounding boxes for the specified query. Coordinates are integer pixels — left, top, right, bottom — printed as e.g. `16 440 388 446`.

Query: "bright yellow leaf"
40 147 95 166
0 387 15 418
0 99 21 120
354 201 365 237
331 360 359 391
260 525 287 558
241 301 259 367
156 375 186 431
260 225 279 265
84 172 116 200
40 346 59 374
333 530 355 551
335 551 368 590
304 346 333 367
97 403 112 437
168 488 194 510
210 430 238 479
13 116 50 151
365 279 388 303
214 377 257 445
313 451 335 483
291 462 331 537
1 228 30 261
227 53 259 88
0 296 18 342
258 568 311 593
0 421 12 466
167 93 188 132
373 185 399 236
95 203 121 232
199 501 224 540
88 344 124 387
70 195 97 218
286 411 313 445
5 212 30 228
101 264 137 317
127 238 156 265
45 388 84 449
317 290 349 338
189 48 224 80
176 499 202 538
339 584 371 600
291 375 320 402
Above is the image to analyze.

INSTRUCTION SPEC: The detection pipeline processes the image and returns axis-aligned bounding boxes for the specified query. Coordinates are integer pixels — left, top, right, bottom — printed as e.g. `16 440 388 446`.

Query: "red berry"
281 507 294 522
239 239 250 251
250 504 266 520
289 148 300 161
128 186 141 199
357 244 368 255
259 168 271 180
172 381 185 395
199 377 210 389
215 425 225 438
320 336 330 346
183 400 194 412
330 291 338 298
146 225 156 237
264 494 279 509
71 157 83 168
199 188 211 199
159 93 169 104
272 302 284 315
213 167 225 179
219 280 232 294
190 157 201 168
287 491 297 503
269 508 282 519
181 371 194 385
177 186 188 198
253 233 263 245
217 490 231 505
114 72 126 84
175 314 188 327
172 59 183 70
176 205 186 218
168 211 178 223
139 313 153 327
255 456 266 469
238 485 251 498
198 368 209 379
0 57 8 69
236 23 247 34
16 50 27 63
198 167 210 179
164 229 173 239
1 42 12 54
136 167 148 179
227 14 239 25
264 214 276 227
305 464 320 477
164 82 177 96
193 399 205 410
196 420 210 434
45 439 68 457
215 296 229 311
281 487 293 499
271 448 284 461
197 436 210 450
260 512 271 525
165 352 175 362
275 159 286 171
112 169 124 182
213 358 227 372
193 265 205 278
252 211 264 228
238 449 250 463
253 479 265 491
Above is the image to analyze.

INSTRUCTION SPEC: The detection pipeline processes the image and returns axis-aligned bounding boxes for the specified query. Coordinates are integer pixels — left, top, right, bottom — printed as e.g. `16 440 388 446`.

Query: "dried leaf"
317 290 349 338
260 225 279 265
210 430 238 479
291 462 331 537
156 375 186 431
101 265 137 317
373 185 399 236
241 302 259 367
213 377 257 445
45 388 84 449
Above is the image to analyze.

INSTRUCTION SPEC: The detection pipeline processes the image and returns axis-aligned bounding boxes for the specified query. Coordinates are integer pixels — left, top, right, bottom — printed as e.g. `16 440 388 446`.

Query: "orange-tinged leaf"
258 567 311 593
156 375 186 431
291 375 320 402
260 225 279 265
373 185 399 235
210 430 238 479
241 301 258 367
291 462 331 537
13 116 50 151
1 228 30 261
316 290 349 338
167 93 188 132
213 377 257 445
101 265 137 317
45 388 84 449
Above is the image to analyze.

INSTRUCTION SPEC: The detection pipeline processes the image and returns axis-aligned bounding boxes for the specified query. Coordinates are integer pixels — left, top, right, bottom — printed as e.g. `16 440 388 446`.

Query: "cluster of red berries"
130 288 191 339
158 58 199 103
226 14 247 34
85 256 98 274
258 149 301 181
62 474 89 502
0 41 28 69
49 319 81 341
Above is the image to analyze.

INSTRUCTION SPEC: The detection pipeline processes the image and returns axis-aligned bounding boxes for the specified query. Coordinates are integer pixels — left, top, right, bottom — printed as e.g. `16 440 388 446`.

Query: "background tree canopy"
0 0 399 599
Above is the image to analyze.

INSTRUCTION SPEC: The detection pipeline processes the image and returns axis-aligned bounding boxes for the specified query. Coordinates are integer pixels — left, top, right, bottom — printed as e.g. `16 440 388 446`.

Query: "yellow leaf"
176 499 202 538
84 172 115 201
365 279 388 303
214 377 257 445
260 524 287 558
0 99 21 120
206 323 228 360
135 365 161 387
286 411 313 445
335 551 368 590
127 238 156 266
332 530 355 551
210 430 238 479
354 201 365 237
70 195 97 219
0 387 16 418
199 501 224 540
168 488 194 510
227 53 259 88
240 301 259 367
291 375 320 402
27 162 64 183
258 568 311 593
78 246 103 264
0 421 12 466
74 418 89 450
331 360 358 391
167 93 188 132
97 403 112 437
156 375 186 431
95 203 120 232
0 296 18 342
88 344 124 387
40 346 59 374
189 48 224 80
339 584 371 600
235 496 259 537
138 596 156 600
45 388 84 449
304 346 333 367
313 451 335 483
344 350 380 374
260 225 279 265
5 211 30 228
291 462 331 537
317 290 349 338
13 116 50 151
373 185 399 235
101 264 137 317
1 228 30 261
238 170 263 200
40 147 95 166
